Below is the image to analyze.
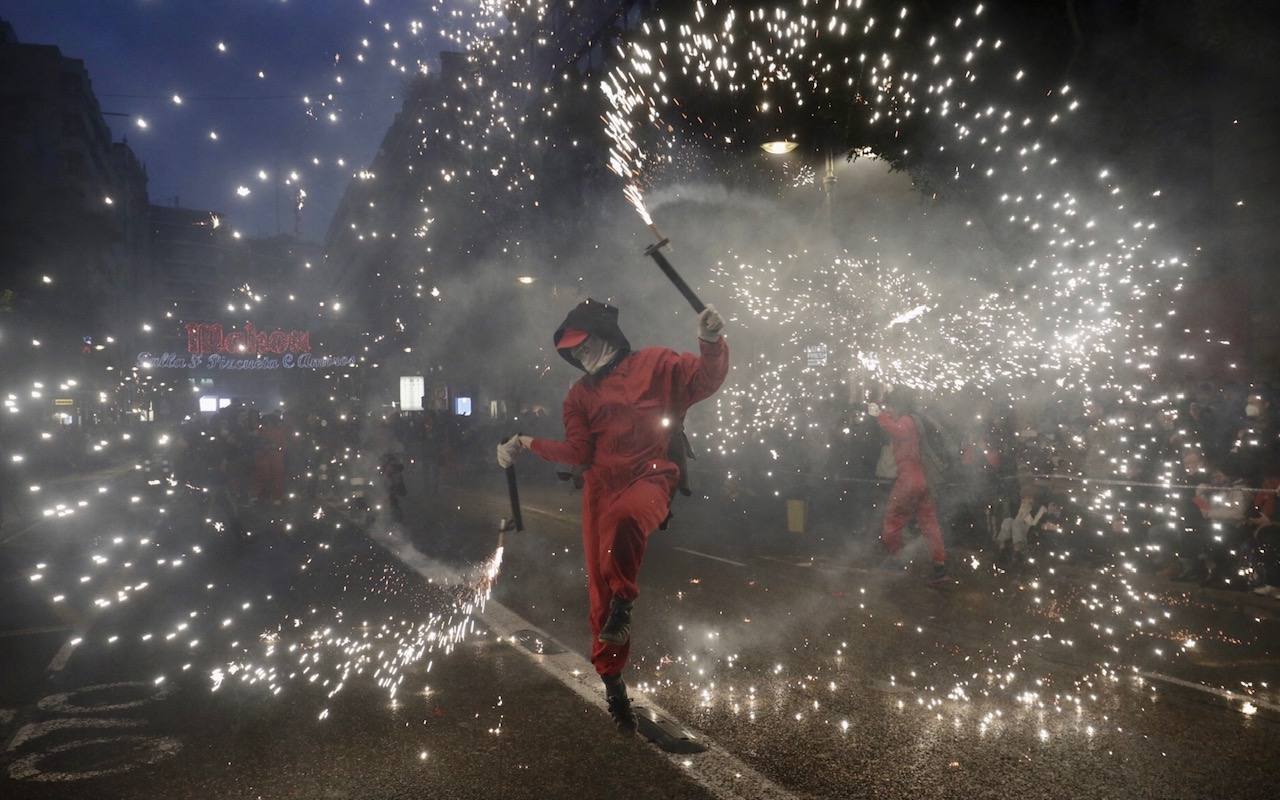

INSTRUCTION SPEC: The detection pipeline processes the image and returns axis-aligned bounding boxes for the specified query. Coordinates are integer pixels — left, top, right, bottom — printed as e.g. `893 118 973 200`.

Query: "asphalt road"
1 457 1278 799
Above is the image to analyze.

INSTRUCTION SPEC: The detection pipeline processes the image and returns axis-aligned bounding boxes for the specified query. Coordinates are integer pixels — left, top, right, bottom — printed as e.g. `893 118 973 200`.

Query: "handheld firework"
643 237 706 314
499 435 525 533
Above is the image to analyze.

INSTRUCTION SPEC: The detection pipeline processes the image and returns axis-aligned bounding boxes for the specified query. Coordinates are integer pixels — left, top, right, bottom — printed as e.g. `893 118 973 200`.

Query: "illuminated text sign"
186 322 311 356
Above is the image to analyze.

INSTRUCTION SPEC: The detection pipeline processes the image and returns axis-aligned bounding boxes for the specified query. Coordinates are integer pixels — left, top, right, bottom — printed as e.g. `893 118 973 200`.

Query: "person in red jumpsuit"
870 386 947 583
497 298 728 733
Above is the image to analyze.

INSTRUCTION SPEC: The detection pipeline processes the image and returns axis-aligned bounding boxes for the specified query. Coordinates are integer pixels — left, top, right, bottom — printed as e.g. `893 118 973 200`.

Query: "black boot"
928 562 949 585
598 597 633 646
602 674 637 735
1010 550 1027 574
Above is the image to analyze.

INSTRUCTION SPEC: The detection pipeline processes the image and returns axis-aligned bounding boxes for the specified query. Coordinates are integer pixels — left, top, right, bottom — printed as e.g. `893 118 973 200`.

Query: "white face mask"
1245 404 1260 418
571 336 619 375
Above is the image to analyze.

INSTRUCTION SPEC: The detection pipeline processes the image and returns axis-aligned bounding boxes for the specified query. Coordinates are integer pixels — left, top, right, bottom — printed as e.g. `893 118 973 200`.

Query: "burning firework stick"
499 436 525 532
642 237 706 314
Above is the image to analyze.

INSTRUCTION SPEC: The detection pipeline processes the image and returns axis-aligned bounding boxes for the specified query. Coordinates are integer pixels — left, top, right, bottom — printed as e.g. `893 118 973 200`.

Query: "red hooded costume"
529 300 729 676
877 410 945 565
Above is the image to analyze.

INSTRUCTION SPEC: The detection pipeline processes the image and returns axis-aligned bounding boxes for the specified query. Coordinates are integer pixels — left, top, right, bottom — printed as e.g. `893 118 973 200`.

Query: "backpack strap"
659 417 696 530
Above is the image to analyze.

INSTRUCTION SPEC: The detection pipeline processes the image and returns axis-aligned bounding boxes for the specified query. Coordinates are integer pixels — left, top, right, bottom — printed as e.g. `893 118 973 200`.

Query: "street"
2 460 1277 799
5 0 1280 797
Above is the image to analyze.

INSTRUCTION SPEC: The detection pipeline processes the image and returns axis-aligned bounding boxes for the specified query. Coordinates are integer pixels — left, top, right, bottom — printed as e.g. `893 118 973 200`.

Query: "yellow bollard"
786 499 806 534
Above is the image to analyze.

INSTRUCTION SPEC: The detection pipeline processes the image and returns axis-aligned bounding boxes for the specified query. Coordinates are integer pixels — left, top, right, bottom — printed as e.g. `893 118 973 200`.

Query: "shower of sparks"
585 0 1275 752
6 0 1276 768
706 252 1030 445
600 1 1187 412
211 544 503 704
888 305 931 328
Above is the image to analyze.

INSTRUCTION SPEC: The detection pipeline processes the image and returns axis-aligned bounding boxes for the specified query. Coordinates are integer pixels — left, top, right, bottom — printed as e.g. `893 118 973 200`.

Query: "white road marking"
8 718 144 751
1138 671 1280 714
0 625 74 639
47 632 82 673
455 492 748 567
672 547 747 568
0 519 46 546
8 735 181 782
5 680 182 781
521 503 579 523
37 682 174 715
480 599 799 800
368 518 798 800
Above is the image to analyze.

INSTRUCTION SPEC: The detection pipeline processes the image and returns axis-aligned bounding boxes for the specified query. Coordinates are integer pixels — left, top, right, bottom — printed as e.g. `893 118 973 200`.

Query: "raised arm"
876 410 914 437
529 391 593 466
670 336 730 407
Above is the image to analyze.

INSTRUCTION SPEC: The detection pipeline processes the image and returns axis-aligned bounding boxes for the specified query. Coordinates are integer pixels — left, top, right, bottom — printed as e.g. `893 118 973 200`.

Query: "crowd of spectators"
9 374 1277 600
163 403 528 538
813 381 1280 596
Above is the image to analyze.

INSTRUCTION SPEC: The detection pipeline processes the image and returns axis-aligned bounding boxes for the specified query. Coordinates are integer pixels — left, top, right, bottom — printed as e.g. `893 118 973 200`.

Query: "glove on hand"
697 305 725 342
496 435 532 469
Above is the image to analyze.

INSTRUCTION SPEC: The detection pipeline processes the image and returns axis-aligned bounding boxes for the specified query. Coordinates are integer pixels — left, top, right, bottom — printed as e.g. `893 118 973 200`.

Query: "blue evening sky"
3 0 448 240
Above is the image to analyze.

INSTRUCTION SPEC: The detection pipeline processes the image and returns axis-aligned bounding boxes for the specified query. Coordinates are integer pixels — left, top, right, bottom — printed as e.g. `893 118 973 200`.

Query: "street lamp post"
762 139 839 236
822 148 837 233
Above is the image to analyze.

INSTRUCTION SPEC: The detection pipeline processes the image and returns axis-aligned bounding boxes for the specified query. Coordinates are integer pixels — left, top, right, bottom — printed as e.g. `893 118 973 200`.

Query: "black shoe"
928 563 949 584
603 675 637 735
598 597 633 646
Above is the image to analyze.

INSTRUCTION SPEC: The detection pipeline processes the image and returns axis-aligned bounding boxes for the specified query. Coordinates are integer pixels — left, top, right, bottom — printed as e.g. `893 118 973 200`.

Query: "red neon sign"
186 322 311 355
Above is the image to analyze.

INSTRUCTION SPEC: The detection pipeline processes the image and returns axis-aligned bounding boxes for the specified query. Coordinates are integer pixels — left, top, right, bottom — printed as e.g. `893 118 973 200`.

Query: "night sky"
3 0 447 241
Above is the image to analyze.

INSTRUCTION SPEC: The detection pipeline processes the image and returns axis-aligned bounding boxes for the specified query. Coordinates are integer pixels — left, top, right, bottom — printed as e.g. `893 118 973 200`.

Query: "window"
399 376 425 411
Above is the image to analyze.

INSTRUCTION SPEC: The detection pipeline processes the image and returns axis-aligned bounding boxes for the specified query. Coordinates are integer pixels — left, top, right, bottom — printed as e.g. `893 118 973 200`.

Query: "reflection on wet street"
4 1 1280 797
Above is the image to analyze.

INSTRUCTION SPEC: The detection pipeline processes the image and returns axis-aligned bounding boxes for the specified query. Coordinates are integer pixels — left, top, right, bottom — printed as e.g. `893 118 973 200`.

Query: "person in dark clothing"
497 298 728 734
228 409 259 503
206 416 246 547
381 451 407 522
829 407 884 543
955 412 1002 546
420 411 442 496
254 413 288 504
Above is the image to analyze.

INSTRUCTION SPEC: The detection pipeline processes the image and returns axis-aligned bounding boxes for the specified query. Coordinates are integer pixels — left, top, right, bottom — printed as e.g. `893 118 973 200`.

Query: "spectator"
381 451 407 523
828 405 883 542
420 411 442 496
254 413 288 505
955 412 1001 545
994 494 1047 569
1184 467 1248 586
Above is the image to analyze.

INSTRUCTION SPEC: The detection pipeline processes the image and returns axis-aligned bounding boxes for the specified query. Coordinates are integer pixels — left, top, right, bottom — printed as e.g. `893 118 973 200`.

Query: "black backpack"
913 413 959 486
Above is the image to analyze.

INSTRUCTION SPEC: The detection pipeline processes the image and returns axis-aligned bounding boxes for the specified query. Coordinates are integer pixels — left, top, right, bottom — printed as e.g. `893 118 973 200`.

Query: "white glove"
496 435 531 469
697 305 725 342
867 402 881 417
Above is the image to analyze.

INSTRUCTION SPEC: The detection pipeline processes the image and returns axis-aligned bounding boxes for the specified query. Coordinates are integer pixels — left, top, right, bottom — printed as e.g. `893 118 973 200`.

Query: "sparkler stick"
643 237 707 314
500 435 524 533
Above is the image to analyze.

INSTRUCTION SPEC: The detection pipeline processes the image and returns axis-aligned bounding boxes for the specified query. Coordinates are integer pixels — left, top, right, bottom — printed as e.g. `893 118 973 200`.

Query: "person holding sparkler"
497 298 728 734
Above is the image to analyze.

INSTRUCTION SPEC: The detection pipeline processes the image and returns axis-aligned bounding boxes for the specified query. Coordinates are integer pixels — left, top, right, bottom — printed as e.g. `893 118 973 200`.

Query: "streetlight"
762 138 839 232
760 140 798 155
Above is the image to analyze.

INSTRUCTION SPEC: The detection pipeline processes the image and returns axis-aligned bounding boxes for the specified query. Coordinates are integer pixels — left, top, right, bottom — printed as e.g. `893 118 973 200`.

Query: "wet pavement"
1 459 1278 798
463 475 1280 799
